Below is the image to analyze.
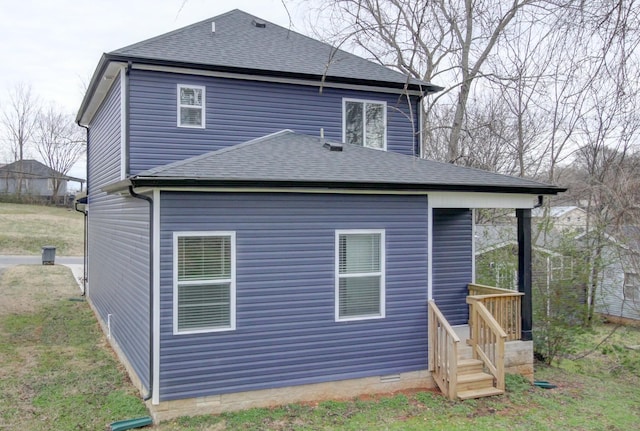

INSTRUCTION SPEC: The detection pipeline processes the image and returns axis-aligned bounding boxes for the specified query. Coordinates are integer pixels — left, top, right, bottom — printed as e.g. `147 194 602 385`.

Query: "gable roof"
106 130 564 195
78 10 440 124
0 160 84 182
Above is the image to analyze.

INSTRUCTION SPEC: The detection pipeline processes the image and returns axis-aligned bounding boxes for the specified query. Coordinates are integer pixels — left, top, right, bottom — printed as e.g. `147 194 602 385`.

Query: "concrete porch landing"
452 325 534 381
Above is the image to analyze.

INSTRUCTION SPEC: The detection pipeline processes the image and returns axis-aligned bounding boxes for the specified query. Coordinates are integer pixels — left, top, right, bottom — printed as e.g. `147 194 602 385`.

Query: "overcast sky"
0 0 302 182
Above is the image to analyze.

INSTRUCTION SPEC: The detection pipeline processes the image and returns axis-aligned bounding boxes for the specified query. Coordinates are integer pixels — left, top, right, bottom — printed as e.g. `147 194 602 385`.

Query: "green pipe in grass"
109 416 153 431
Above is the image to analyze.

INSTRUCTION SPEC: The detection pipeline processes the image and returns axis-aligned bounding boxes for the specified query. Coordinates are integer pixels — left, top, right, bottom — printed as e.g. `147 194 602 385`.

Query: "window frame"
624 272 640 303
177 84 206 129
334 229 386 322
172 231 236 335
342 98 387 150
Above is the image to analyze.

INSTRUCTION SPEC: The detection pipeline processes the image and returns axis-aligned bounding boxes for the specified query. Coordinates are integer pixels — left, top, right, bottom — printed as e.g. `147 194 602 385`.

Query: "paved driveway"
0 255 83 268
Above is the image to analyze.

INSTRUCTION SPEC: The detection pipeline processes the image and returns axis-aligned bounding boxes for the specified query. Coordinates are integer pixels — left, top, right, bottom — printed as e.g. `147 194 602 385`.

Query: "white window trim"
342 98 387 150
177 84 206 129
624 272 640 302
335 229 386 322
172 231 236 334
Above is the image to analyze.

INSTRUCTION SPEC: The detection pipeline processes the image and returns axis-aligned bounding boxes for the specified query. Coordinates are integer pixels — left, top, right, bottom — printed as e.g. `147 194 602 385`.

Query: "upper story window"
335 230 385 321
173 232 236 334
177 84 206 128
343 99 387 150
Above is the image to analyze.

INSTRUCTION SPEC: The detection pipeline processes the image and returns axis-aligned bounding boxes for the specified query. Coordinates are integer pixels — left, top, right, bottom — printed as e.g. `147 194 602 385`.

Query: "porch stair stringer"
428 300 507 401
455 358 504 400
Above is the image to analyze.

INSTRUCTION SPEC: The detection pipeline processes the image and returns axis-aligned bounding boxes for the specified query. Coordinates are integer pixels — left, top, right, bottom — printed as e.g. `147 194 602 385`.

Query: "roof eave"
76 56 127 126
104 53 442 94
122 176 565 195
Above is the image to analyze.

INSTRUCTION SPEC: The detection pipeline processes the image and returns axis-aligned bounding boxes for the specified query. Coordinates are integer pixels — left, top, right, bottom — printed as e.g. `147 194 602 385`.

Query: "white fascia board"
130 187 543 208
428 192 539 209
80 61 128 126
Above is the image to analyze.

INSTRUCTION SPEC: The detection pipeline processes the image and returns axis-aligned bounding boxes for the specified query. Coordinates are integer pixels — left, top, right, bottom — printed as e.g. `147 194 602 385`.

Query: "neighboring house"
475 225 579 312
477 222 640 324
76 10 564 421
531 206 640 322
532 205 587 230
0 159 85 201
592 227 640 324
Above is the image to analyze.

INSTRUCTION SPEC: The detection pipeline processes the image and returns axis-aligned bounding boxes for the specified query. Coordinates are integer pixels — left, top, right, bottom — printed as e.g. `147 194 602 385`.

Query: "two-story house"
76 9 564 422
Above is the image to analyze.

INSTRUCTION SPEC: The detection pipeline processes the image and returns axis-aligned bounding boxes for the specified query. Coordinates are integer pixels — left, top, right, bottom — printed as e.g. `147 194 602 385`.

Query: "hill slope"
0 203 84 255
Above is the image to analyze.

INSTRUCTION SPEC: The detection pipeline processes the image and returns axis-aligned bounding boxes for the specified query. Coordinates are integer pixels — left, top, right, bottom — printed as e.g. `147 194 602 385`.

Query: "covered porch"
427 201 536 400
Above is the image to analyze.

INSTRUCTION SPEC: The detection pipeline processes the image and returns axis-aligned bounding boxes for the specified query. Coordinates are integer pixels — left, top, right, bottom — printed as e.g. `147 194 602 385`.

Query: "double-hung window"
624 273 640 303
343 99 386 150
177 84 205 128
335 230 385 321
173 232 235 334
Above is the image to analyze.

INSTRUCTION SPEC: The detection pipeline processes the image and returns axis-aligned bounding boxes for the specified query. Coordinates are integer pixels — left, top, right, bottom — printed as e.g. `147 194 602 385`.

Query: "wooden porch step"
457 358 484 375
457 387 504 400
457 372 495 392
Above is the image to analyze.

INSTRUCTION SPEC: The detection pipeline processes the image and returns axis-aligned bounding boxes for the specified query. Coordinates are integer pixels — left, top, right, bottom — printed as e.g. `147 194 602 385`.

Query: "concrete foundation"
147 370 435 423
455 325 535 381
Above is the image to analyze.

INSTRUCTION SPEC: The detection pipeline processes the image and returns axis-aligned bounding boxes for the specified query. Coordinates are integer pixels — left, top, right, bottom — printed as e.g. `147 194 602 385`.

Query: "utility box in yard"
42 246 56 265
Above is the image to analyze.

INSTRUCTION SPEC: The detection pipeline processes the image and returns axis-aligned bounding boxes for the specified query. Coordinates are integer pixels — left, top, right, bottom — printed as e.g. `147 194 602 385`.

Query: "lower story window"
336 230 385 321
173 232 236 334
624 272 640 303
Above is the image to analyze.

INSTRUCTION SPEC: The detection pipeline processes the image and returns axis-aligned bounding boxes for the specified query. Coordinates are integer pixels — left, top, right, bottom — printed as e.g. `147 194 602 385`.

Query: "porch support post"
517 208 533 341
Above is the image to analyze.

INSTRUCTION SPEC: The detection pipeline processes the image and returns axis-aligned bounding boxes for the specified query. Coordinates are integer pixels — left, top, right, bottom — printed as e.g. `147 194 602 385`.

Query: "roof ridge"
110 9 240 55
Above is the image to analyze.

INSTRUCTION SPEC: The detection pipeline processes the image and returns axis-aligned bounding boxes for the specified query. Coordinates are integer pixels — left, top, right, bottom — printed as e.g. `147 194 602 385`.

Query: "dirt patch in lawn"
0 265 79 318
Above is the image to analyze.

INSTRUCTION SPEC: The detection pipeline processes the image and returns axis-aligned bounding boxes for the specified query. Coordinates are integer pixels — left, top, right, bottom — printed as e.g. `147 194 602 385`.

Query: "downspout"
76 123 90 296
124 61 132 176
534 195 543 208
128 185 154 402
416 95 423 158
123 62 154 402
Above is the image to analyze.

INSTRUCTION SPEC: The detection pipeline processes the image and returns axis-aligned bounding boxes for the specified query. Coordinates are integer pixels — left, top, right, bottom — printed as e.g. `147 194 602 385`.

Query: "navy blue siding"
159 192 428 401
432 209 473 325
129 70 420 173
87 74 151 390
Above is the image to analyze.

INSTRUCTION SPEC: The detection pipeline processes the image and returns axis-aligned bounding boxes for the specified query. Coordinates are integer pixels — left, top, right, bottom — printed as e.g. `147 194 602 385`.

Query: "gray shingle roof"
128 130 564 194
108 9 438 92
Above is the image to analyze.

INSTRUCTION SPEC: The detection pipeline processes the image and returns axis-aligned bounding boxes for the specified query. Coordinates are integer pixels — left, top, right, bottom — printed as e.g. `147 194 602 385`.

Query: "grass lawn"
1 265 639 430
0 203 84 255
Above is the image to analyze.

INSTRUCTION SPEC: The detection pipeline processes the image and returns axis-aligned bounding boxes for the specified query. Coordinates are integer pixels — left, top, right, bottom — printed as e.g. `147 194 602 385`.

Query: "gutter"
104 53 443 94
127 186 154 402
103 177 566 196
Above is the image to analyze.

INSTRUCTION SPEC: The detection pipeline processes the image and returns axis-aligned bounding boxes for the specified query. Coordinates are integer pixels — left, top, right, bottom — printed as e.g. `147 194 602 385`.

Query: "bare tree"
300 0 574 164
1 83 39 162
1 83 39 195
35 104 86 203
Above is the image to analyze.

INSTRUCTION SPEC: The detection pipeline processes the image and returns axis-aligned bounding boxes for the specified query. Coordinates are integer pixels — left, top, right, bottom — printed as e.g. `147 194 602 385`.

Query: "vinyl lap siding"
432 208 473 325
87 75 151 389
596 248 640 321
159 192 428 401
128 69 419 173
